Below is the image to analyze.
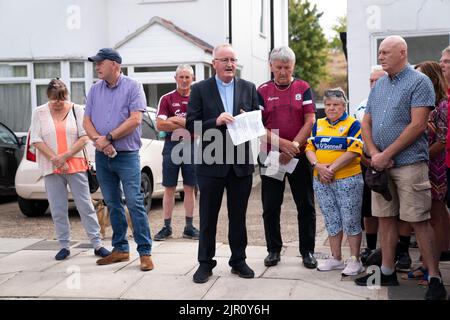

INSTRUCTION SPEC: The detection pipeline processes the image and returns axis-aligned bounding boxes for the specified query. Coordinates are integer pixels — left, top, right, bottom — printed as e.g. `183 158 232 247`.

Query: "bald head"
378 35 408 75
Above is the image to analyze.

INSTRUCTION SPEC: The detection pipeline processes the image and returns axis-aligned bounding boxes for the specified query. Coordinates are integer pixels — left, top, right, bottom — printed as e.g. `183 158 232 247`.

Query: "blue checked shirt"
365 65 435 167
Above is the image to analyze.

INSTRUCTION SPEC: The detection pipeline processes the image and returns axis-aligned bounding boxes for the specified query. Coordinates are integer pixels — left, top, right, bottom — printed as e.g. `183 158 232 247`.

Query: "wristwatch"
106 133 114 142
311 161 318 168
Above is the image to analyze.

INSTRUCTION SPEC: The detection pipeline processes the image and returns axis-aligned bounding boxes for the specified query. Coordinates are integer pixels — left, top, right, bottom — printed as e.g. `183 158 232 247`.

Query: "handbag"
72 106 100 193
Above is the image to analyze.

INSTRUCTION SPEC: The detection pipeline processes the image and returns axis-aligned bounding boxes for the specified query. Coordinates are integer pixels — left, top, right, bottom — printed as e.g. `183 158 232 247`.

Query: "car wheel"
141 172 153 214
18 196 49 217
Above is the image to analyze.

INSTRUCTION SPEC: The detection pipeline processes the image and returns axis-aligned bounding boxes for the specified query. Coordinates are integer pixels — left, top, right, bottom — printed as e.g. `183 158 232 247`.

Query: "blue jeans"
95 151 152 256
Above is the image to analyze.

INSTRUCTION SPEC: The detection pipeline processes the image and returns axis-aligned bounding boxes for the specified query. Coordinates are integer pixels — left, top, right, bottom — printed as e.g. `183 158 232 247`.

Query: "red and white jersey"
156 90 189 120
257 79 316 143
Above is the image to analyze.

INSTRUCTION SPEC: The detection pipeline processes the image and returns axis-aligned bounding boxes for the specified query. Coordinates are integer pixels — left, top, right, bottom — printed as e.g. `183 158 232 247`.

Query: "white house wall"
0 0 108 60
348 0 450 113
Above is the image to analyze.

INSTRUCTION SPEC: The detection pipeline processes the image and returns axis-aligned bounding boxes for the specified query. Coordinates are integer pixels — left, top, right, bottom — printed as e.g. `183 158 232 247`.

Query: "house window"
71 82 85 105
0 64 27 78
70 62 85 78
34 62 61 79
135 66 178 73
204 65 211 80
0 83 31 132
376 34 450 65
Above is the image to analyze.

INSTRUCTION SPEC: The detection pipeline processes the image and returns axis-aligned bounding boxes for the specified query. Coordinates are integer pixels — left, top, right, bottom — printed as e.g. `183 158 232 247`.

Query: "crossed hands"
370 152 394 172
93 136 116 157
316 163 335 184
51 154 69 174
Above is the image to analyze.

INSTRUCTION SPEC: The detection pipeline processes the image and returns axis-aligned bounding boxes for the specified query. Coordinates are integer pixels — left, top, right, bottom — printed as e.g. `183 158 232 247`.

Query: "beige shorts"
372 162 431 222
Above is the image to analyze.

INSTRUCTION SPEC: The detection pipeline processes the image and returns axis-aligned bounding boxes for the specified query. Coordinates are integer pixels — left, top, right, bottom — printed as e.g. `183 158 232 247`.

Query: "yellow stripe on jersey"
306 114 363 180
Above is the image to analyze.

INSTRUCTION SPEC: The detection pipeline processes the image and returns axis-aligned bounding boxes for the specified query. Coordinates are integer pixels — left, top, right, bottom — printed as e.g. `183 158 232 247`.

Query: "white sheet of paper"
226 110 266 146
264 151 299 174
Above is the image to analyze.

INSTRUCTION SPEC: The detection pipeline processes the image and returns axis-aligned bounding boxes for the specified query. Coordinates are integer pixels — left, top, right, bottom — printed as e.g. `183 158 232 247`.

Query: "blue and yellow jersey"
306 113 363 180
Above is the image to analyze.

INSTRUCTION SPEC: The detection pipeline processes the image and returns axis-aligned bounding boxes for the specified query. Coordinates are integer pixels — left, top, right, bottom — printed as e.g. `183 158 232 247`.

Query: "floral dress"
428 99 448 201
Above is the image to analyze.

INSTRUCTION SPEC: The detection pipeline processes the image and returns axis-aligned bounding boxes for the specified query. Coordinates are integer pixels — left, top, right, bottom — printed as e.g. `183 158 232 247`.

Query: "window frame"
371 30 450 66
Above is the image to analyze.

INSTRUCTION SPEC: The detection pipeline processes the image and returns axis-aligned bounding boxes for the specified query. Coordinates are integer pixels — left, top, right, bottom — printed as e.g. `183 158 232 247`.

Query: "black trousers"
261 153 316 256
197 169 253 268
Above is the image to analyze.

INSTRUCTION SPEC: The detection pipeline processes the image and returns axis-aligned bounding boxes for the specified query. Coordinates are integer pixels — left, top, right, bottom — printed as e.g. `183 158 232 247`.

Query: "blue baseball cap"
88 48 122 64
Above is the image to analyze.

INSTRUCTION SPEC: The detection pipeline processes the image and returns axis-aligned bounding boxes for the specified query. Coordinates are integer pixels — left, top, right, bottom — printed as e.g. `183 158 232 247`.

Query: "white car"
15 108 183 217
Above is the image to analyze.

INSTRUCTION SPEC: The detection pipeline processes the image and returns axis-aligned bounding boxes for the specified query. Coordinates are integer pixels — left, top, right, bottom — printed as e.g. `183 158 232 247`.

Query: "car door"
0 123 21 195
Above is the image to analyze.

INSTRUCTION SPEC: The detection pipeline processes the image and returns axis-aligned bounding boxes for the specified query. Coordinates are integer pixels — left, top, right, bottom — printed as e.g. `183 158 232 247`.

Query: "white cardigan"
30 103 87 176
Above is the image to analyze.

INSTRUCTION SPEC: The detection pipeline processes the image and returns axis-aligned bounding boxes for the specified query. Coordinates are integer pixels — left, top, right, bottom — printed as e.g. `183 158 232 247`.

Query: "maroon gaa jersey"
257 79 316 153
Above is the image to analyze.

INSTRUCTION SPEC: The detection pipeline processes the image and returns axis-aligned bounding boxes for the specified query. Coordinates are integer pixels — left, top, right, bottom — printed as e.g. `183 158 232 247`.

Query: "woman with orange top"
29 79 110 260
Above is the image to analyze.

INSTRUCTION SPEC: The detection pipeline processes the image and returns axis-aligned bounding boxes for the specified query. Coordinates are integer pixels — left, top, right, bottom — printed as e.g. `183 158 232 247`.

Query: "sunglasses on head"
324 90 347 102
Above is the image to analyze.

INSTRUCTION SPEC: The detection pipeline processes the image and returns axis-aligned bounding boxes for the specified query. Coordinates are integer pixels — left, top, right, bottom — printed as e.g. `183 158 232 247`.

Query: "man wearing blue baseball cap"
83 48 154 271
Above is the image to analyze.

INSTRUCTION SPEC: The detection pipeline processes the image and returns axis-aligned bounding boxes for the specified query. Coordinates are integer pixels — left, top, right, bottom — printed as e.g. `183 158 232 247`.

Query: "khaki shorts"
372 162 431 222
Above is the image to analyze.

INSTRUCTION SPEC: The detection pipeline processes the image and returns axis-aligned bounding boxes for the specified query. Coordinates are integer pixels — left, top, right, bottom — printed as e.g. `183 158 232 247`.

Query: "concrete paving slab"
0 250 75 274
185 257 267 279
121 274 215 300
42 271 145 299
0 272 17 286
262 256 317 280
215 245 268 259
122 253 198 275
203 277 297 300
23 240 78 251
152 241 200 255
290 279 370 300
44 250 139 274
0 271 69 298
0 238 44 253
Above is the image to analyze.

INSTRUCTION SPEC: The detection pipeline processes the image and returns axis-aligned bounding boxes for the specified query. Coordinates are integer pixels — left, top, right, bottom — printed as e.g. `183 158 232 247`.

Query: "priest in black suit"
186 43 259 283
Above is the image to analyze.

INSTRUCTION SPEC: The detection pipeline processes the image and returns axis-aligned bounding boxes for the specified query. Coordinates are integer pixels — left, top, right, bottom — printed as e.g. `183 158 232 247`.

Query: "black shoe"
425 278 447 300
440 250 450 261
395 251 412 272
302 252 317 269
355 271 399 286
183 226 199 240
94 247 111 258
193 261 217 284
366 248 382 267
360 248 373 266
264 252 281 267
55 248 70 260
231 262 255 279
154 226 172 241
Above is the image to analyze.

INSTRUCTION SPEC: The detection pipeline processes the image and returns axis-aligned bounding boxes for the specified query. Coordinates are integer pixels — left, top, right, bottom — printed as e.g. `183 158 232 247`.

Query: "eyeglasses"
214 58 238 64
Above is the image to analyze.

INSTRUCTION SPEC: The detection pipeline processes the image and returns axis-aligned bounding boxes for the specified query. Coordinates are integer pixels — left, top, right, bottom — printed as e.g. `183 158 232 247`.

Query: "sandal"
401 266 428 280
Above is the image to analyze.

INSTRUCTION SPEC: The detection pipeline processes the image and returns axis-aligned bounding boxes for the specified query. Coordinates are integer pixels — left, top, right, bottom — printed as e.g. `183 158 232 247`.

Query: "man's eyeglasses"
214 58 238 64
324 90 348 102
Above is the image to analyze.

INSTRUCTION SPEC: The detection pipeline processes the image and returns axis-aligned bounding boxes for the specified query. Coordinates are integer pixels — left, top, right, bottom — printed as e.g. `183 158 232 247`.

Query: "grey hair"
324 87 348 107
443 45 450 55
371 65 384 72
269 46 296 64
176 64 194 76
213 43 234 58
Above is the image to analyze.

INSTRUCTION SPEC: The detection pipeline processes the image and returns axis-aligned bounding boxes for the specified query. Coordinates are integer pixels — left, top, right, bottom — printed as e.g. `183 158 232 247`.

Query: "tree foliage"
289 0 328 90
330 16 347 52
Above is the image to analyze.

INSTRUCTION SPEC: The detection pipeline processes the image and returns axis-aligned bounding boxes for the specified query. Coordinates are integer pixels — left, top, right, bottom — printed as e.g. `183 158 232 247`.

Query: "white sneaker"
317 258 345 271
342 256 365 276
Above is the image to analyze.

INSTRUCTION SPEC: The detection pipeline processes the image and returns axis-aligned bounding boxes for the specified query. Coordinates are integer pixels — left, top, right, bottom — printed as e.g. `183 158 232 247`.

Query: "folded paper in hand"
226 110 266 146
